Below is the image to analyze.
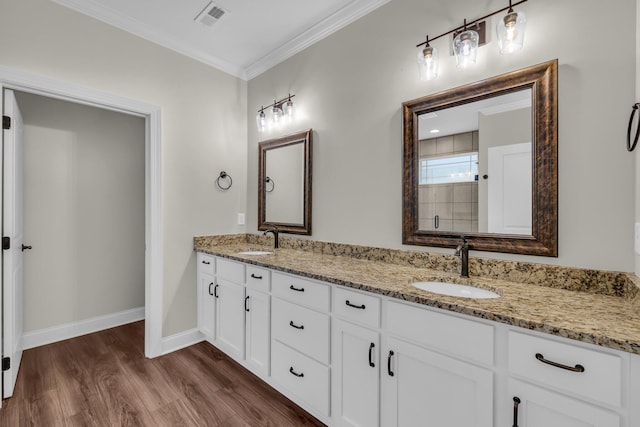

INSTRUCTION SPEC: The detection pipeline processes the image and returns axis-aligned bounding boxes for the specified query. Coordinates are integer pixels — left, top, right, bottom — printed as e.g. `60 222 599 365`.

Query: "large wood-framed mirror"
258 129 312 235
402 59 557 256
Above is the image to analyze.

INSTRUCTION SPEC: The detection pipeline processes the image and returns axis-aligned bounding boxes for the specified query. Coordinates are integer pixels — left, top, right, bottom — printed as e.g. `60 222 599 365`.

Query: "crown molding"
245 0 391 80
51 0 247 79
52 0 391 81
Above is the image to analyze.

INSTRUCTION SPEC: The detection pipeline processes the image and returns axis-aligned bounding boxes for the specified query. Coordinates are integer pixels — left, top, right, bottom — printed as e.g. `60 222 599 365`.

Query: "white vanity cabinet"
504 331 625 427
196 252 216 340
332 287 381 427
244 265 271 377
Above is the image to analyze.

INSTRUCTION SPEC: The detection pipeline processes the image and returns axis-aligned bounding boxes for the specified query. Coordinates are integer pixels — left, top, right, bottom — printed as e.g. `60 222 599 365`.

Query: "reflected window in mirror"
403 60 557 256
258 129 312 235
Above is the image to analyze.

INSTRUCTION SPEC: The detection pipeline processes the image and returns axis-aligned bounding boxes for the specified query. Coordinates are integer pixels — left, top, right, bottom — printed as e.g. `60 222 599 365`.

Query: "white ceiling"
52 0 391 80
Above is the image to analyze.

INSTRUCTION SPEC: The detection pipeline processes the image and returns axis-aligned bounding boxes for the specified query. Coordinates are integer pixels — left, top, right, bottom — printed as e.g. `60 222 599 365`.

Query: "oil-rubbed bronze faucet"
455 237 469 278
263 226 279 249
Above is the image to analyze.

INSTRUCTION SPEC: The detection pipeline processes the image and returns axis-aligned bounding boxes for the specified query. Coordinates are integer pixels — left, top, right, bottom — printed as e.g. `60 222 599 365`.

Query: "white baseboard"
161 328 204 355
22 307 145 350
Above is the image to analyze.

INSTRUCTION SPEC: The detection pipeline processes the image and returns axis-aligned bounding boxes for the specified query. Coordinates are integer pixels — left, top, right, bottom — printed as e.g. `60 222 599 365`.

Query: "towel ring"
216 171 232 190
627 103 640 152
265 177 275 193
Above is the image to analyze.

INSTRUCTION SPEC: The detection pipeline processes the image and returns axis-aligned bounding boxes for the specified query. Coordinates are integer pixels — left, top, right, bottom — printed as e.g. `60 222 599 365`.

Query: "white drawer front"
508 331 622 407
246 266 270 291
197 252 215 276
272 272 330 312
216 258 245 283
333 287 381 328
271 340 329 417
386 300 494 366
272 297 330 364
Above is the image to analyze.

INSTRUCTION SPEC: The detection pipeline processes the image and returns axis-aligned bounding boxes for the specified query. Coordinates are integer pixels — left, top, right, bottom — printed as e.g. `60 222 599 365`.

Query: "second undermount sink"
237 250 274 256
412 281 500 299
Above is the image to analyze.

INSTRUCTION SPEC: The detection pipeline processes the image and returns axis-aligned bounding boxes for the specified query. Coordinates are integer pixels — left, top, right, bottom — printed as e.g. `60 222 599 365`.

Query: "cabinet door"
215 278 245 360
198 272 216 340
381 336 493 427
508 379 620 427
245 288 270 376
332 320 380 427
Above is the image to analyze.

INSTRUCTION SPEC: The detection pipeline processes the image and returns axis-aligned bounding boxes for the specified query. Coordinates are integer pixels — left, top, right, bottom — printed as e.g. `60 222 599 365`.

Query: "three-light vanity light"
256 94 295 132
416 0 528 81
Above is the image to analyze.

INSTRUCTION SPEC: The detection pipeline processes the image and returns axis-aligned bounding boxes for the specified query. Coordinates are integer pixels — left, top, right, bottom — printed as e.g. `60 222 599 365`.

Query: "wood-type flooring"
0 321 325 426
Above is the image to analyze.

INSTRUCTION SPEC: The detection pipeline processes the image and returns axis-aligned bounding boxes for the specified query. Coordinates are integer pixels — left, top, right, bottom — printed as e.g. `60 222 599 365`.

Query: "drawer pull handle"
250 273 263 280
535 353 585 373
289 321 304 330
201 260 211 265
245 295 250 312
512 396 521 427
289 367 304 378
368 342 375 368
387 350 395 376
214 284 220 298
345 300 366 310
289 285 305 292
208 282 214 296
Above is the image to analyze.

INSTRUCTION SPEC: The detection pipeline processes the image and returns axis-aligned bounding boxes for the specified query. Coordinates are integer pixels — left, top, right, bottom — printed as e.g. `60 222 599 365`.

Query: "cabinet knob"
368 342 376 368
289 367 304 378
289 284 305 292
535 353 585 373
250 273 263 280
512 396 521 427
387 350 395 376
289 320 304 330
345 300 366 310
244 295 250 312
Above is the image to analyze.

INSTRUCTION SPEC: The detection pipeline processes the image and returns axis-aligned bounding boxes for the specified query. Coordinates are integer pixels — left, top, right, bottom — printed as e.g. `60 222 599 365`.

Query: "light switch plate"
237 213 245 225
635 223 640 255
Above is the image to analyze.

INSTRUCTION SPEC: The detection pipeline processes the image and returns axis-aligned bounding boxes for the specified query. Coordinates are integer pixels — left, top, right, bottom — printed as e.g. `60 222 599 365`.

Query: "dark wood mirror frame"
258 129 313 235
402 59 558 256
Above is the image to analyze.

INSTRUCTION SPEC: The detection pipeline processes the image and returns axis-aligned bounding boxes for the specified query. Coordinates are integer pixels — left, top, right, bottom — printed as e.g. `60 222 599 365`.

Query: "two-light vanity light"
417 0 527 81
256 94 295 132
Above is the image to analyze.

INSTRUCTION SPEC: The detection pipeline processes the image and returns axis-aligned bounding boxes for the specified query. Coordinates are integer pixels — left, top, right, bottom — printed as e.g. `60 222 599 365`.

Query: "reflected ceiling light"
256 94 296 132
430 129 440 134
414 0 528 80
497 0 527 54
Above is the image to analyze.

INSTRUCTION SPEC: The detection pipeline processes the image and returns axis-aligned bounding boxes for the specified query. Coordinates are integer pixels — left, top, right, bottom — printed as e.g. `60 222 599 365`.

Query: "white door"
381 336 493 427
2 89 25 398
487 142 532 234
332 319 380 427
508 379 620 427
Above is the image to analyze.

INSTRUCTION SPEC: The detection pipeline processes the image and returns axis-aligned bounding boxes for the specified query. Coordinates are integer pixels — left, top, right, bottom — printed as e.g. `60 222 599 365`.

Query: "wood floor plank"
0 321 325 426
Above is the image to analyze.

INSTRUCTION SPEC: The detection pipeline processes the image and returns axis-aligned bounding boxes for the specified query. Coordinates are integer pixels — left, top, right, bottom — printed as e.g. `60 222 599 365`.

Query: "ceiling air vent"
194 1 228 27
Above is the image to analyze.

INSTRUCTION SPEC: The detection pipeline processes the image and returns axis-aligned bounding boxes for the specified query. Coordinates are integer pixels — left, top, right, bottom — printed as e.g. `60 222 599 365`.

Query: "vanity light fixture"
256 94 296 132
415 0 528 79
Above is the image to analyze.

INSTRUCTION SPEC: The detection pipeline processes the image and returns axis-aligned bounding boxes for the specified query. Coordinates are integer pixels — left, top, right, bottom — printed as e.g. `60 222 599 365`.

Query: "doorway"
0 67 163 405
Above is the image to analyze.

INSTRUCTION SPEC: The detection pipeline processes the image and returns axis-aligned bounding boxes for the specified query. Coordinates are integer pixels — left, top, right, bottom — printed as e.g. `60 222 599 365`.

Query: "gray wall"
248 0 636 272
0 0 248 336
17 92 144 332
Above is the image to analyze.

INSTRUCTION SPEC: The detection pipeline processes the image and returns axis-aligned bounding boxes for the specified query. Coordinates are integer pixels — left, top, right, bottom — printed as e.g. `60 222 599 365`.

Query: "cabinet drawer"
272 272 330 312
333 287 381 328
386 300 494 366
216 258 244 283
272 297 330 364
246 265 270 291
271 340 329 417
508 331 622 407
197 252 215 276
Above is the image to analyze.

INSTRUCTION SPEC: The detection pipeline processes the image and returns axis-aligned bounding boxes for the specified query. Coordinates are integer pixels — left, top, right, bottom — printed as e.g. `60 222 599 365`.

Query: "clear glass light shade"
417 46 438 81
272 105 283 125
256 110 266 132
284 99 294 118
497 11 526 54
453 29 479 68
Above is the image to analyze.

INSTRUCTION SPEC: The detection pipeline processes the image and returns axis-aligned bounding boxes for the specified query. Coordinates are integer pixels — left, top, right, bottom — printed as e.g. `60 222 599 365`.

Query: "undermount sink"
237 250 274 256
412 281 500 299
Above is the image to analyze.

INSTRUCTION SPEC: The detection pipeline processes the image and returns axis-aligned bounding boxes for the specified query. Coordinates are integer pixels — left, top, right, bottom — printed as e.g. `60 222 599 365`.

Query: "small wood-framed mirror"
402 60 558 256
258 129 312 235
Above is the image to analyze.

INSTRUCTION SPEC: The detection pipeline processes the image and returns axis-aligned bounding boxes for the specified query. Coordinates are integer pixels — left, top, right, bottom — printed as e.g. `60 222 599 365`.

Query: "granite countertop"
194 238 640 355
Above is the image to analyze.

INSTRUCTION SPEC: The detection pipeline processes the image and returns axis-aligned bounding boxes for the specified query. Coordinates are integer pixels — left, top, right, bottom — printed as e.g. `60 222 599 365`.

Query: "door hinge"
1 357 10 371
2 115 10 130
2 236 10 250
